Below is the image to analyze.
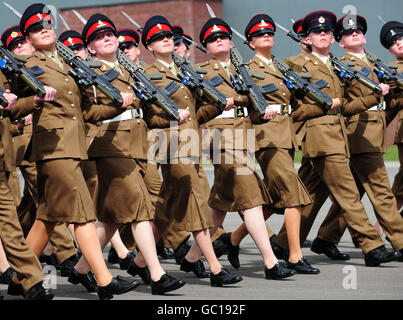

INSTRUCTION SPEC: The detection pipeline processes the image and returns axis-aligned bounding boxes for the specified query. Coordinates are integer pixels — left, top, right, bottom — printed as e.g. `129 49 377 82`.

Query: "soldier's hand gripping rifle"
205 3 278 116
0 44 46 98
275 22 382 94
365 49 403 88
171 51 229 111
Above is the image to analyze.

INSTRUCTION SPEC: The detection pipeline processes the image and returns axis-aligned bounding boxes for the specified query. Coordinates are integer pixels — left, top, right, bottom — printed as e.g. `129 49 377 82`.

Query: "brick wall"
60 0 222 65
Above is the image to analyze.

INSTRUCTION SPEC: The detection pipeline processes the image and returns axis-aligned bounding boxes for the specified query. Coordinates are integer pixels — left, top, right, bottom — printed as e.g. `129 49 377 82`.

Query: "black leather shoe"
68 268 97 292
25 282 54 300
287 257 320 274
157 246 175 260
395 249 403 262
0 267 15 284
301 239 313 248
119 251 136 270
265 262 296 280
39 253 59 269
222 232 240 269
311 237 350 260
212 234 229 259
59 254 79 277
364 246 396 267
270 236 289 261
127 260 151 284
210 268 243 287
7 279 23 296
107 247 119 264
151 274 186 295
174 236 191 265
97 276 141 300
180 258 210 278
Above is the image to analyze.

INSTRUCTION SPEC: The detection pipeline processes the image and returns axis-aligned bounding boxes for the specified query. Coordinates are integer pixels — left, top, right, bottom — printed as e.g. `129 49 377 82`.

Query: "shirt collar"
255 54 273 66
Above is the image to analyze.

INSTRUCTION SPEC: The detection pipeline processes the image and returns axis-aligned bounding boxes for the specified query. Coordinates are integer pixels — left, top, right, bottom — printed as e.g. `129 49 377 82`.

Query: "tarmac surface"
1 163 402 308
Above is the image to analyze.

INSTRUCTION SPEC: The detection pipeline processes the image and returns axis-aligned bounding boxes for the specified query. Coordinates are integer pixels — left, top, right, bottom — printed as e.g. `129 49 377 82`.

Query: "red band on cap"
62 37 84 47
248 21 275 35
146 23 172 42
203 25 230 41
25 13 52 31
297 25 303 33
119 35 136 43
87 20 114 40
6 31 23 47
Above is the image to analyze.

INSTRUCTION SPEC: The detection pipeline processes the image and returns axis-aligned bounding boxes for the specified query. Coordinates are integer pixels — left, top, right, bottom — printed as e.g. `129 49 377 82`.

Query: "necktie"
168 63 176 76
326 57 333 72
50 52 64 70
223 63 231 78
113 62 123 75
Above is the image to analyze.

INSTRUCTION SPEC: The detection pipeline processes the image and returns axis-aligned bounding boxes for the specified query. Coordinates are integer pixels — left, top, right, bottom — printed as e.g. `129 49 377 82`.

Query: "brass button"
71 104 75 108
68 91 72 95
72 116 77 120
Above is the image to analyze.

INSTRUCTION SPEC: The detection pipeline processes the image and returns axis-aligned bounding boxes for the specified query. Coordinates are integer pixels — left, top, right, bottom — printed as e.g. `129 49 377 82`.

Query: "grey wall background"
0 0 402 61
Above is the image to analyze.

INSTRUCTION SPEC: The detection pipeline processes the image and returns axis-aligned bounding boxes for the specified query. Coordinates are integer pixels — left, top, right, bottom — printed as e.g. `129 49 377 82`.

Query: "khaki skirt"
154 162 213 232
208 149 271 212
95 157 153 224
36 159 96 223
256 147 312 210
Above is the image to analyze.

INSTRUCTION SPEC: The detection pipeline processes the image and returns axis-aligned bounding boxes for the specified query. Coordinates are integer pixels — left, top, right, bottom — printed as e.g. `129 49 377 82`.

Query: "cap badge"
97 20 106 28
390 29 396 36
212 24 221 32
259 20 269 27
37 13 43 20
347 18 355 26
157 24 162 30
68 37 73 44
318 16 325 24
11 31 19 38
118 35 125 42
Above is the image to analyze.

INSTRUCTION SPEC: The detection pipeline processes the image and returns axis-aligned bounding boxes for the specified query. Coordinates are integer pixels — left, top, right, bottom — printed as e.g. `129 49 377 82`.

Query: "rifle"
117 50 180 120
0 44 46 98
55 41 123 106
275 21 383 94
272 55 333 109
365 49 403 88
73 9 180 120
224 20 333 110
172 51 228 110
3 2 123 106
205 3 277 115
330 53 382 94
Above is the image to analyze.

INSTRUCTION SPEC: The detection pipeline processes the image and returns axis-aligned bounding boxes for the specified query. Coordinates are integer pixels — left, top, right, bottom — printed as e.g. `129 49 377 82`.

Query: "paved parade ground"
1 163 402 311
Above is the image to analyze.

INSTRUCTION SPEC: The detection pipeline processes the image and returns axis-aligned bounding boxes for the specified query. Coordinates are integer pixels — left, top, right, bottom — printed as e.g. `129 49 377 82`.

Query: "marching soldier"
380 21 403 212
12 3 139 299
0 25 80 278
69 14 185 295
0 70 52 299
272 10 395 267
194 17 296 280
234 13 318 274
312 14 403 261
134 15 243 286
